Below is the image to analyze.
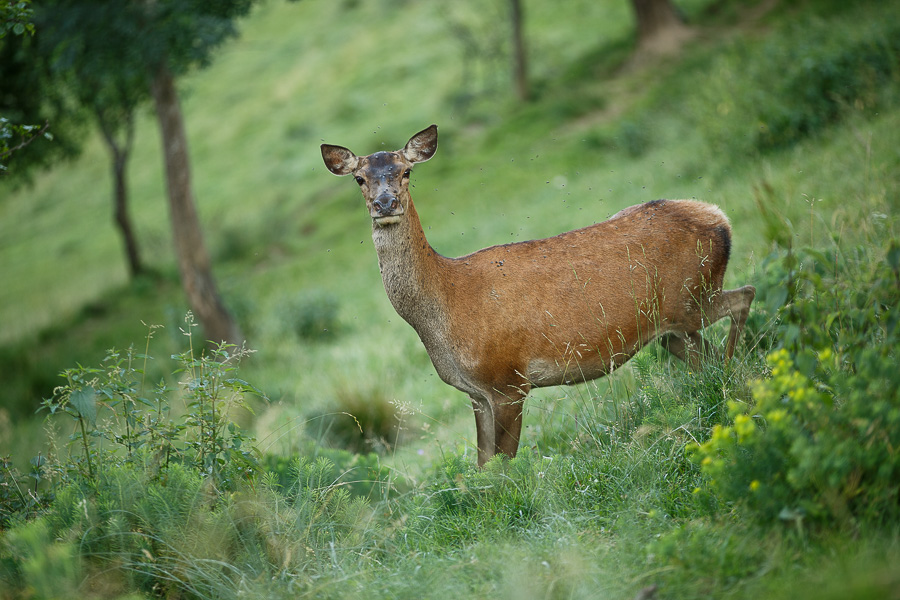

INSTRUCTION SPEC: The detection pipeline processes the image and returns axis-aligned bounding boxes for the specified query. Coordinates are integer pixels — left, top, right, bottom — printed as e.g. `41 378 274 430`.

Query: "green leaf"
767 285 789 315
70 387 98 427
887 240 900 272
136 396 156 408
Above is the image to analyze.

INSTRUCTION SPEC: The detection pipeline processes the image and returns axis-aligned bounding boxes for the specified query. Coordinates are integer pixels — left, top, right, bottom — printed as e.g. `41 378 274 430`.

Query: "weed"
34 315 262 493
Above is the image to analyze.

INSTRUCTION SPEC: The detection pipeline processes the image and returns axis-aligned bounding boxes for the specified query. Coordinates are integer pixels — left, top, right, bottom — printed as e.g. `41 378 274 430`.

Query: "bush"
280 290 341 341
32 315 262 492
691 241 900 524
753 17 900 151
309 383 405 455
0 318 407 597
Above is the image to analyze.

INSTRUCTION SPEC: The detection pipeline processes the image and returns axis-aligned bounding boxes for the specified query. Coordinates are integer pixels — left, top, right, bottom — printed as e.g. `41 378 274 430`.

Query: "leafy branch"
0 119 52 172
0 1 34 38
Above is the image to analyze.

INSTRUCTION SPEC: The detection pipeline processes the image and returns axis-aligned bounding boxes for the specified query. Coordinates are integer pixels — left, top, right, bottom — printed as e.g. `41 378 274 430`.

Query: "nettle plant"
38 314 263 492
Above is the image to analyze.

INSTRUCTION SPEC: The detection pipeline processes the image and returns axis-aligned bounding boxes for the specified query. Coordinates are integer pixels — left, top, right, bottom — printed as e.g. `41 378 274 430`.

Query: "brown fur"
322 125 755 466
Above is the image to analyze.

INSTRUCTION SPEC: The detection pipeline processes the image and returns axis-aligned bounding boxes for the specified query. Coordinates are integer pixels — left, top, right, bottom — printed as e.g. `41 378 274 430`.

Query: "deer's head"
321 125 438 227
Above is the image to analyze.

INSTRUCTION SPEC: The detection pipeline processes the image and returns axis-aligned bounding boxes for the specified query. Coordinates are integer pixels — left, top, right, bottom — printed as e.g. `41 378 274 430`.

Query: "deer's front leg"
492 390 526 460
471 395 496 467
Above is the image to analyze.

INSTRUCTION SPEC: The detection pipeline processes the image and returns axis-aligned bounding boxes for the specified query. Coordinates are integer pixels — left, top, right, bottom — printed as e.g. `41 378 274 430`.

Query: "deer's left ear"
402 124 438 164
321 144 359 176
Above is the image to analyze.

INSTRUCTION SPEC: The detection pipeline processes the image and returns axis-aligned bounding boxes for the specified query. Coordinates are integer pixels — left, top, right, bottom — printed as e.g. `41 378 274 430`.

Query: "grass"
2 0 900 598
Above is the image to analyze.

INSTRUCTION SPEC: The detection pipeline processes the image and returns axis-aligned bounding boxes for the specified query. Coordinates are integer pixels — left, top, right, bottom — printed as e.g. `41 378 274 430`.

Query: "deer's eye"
403 169 411 179
354 176 365 186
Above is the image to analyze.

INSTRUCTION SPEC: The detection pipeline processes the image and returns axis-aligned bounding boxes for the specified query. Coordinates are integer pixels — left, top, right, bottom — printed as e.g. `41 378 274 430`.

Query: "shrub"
753 17 900 150
0 318 397 598
309 383 405 455
691 241 900 524
617 119 651 158
280 289 341 341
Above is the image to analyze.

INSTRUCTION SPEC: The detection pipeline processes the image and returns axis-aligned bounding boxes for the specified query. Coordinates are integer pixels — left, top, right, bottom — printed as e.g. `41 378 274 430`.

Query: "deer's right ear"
321 144 359 176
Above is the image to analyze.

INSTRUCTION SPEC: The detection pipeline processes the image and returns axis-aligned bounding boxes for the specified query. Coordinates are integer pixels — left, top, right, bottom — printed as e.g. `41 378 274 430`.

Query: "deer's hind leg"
659 331 717 370
661 284 756 367
713 285 756 361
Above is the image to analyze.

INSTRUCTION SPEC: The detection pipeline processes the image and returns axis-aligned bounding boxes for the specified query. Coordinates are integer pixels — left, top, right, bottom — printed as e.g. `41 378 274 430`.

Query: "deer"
321 124 755 467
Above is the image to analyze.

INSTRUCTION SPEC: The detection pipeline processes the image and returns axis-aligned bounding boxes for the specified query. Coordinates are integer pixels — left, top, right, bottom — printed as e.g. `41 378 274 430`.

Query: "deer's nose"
373 194 399 214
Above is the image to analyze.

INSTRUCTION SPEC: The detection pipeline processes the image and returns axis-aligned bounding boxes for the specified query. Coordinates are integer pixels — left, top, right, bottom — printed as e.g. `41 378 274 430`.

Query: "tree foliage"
0 1 33 39
28 0 256 339
0 0 76 175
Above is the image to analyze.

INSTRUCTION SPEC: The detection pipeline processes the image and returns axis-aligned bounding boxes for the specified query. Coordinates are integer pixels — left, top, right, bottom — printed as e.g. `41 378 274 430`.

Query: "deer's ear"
402 124 438 164
321 144 359 175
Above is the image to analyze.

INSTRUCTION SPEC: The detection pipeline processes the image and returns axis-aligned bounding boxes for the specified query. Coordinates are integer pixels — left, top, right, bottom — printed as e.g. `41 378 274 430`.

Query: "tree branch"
0 119 51 161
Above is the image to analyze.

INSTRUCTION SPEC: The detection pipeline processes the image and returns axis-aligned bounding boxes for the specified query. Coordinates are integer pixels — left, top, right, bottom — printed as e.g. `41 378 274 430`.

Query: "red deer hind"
321 124 755 466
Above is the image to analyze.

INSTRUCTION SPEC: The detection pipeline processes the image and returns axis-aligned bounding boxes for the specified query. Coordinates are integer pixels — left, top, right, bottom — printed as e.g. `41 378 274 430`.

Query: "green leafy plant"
691 241 900 524
173 314 263 487
37 314 264 492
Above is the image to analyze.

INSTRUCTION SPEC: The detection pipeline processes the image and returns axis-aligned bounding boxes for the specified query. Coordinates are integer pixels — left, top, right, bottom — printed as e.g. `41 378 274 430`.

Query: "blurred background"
2 0 900 597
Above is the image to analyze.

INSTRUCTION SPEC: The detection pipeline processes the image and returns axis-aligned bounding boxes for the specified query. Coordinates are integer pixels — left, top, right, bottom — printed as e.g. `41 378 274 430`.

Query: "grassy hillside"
1 0 899 598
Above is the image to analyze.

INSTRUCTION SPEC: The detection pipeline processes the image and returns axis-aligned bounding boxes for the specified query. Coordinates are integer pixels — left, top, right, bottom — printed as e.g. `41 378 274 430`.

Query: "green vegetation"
2 0 899 598
693 241 900 524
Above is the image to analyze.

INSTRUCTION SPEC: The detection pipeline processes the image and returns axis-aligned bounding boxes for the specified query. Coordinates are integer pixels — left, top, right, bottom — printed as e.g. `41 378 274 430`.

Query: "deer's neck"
371 198 480 396
371 198 449 334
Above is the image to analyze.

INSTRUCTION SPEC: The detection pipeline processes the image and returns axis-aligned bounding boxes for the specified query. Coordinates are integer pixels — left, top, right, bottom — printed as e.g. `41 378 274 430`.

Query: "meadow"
1 0 899 598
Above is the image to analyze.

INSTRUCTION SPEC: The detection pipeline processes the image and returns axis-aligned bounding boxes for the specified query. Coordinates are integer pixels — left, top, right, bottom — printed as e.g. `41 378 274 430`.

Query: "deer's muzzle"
371 193 404 225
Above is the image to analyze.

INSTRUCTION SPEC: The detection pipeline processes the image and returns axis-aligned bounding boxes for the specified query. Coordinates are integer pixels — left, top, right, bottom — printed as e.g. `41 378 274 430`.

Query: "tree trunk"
112 151 143 278
150 63 242 346
97 108 143 278
630 0 689 55
509 0 529 101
